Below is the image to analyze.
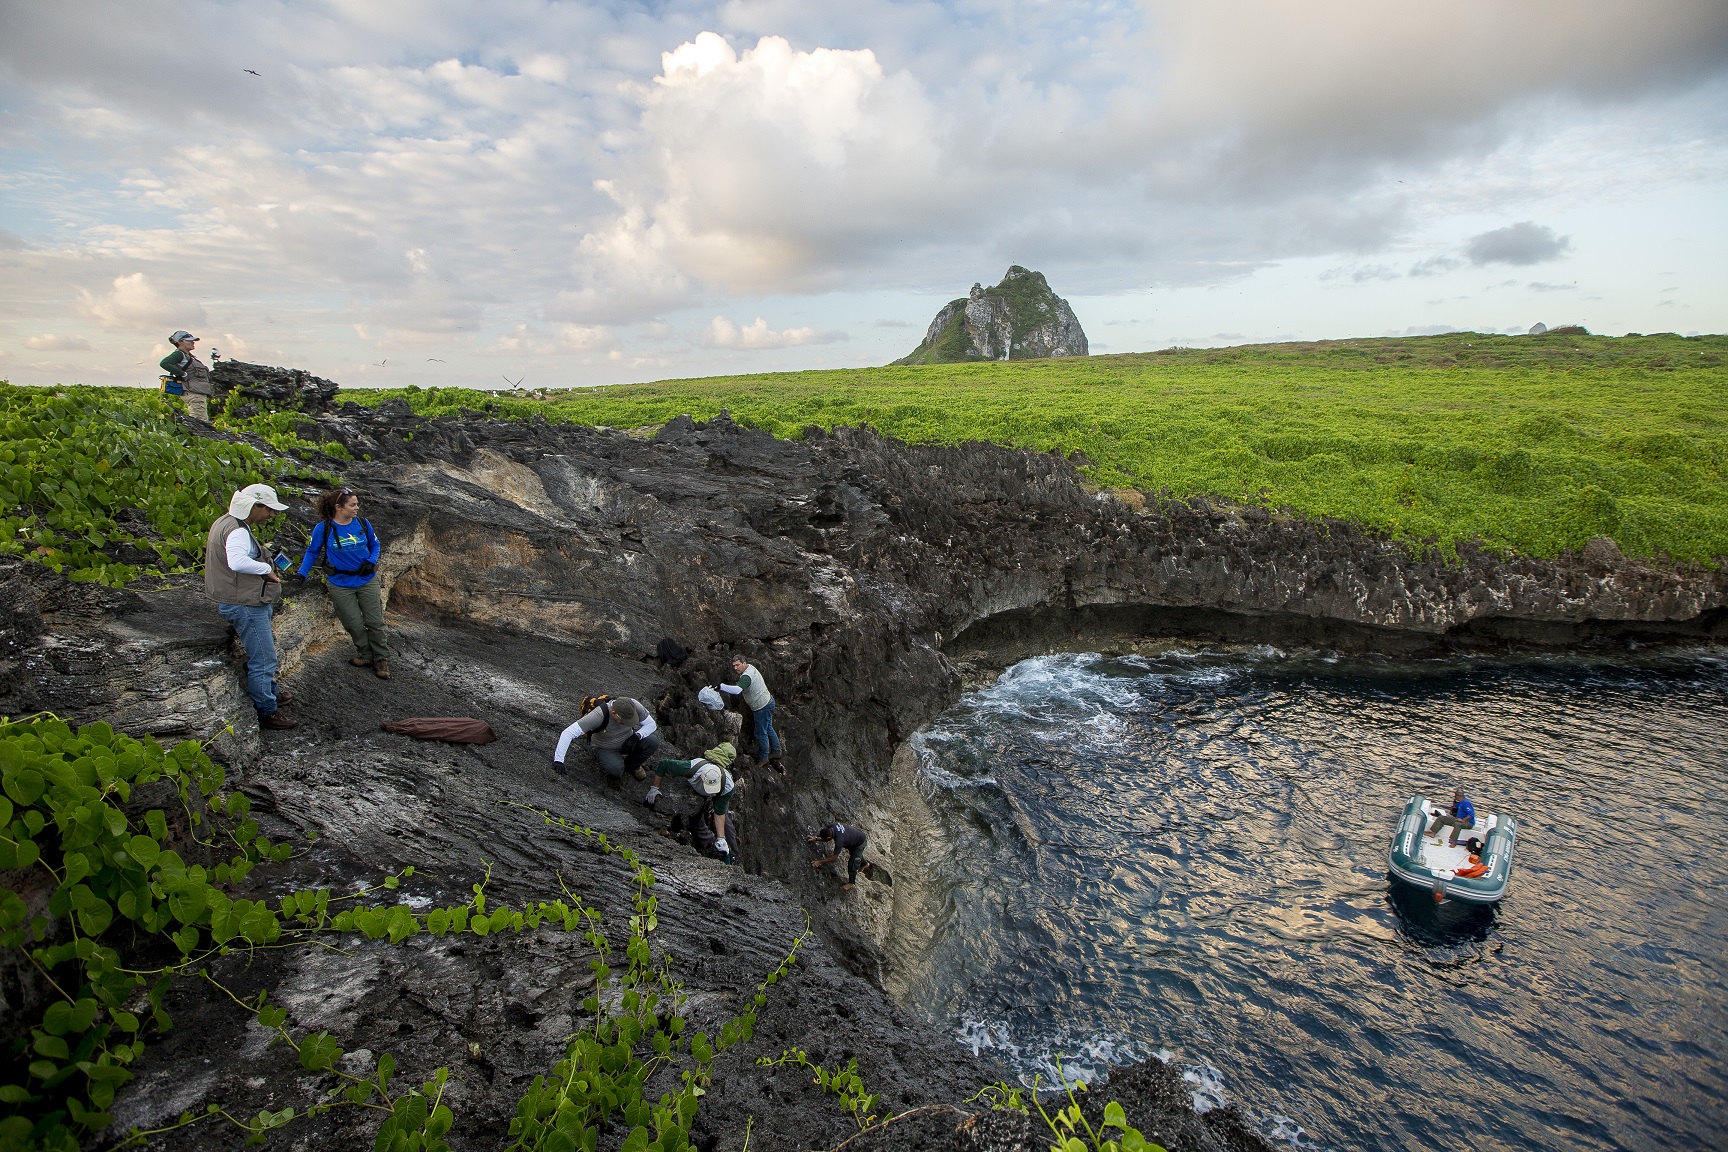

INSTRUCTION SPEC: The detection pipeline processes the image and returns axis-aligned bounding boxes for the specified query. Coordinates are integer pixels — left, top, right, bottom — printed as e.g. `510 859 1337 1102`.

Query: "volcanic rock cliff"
894 267 1088 364
3 395 1723 1151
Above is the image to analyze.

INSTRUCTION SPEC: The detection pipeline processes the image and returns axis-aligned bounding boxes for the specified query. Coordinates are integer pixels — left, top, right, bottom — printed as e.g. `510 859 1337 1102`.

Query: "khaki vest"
183 354 213 396
737 664 773 711
204 514 281 606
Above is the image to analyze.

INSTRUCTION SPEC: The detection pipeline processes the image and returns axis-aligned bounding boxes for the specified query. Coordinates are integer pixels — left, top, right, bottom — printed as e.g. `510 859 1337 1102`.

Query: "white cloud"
23 333 92 351
701 316 847 350
75 273 204 331
570 32 958 310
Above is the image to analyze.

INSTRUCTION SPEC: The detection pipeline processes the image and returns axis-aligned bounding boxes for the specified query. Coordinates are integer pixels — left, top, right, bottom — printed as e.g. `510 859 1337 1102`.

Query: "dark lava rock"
1582 535 1624 569
211 358 342 412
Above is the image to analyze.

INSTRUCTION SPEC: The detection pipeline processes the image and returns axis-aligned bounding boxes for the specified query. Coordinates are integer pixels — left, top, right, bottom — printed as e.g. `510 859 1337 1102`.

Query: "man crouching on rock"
808 822 871 890
552 696 660 787
205 483 296 730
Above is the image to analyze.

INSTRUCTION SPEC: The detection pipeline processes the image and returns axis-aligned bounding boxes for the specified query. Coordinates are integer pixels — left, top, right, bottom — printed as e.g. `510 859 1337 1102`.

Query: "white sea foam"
1266 1115 1326 1148
1181 1059 1228 1113
954 1017 1141 1089
956 1017 1020 1060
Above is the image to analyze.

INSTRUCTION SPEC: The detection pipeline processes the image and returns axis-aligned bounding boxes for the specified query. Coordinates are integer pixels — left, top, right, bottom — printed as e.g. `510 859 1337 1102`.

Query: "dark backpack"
656 637 689 667
578 694 611 742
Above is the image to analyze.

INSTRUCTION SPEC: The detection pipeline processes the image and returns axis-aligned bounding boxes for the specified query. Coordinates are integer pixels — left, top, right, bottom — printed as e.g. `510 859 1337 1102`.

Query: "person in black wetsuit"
808 822 870 889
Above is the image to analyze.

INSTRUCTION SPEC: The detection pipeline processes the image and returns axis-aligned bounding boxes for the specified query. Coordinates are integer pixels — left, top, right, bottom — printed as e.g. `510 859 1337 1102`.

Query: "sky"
2 0 1725 390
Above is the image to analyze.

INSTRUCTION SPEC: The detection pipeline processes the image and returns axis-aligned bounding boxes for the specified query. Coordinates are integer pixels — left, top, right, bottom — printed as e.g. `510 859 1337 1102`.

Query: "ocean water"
905 647 1728 1151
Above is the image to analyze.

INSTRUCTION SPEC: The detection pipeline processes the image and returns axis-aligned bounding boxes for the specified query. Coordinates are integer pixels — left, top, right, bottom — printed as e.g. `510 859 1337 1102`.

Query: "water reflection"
907 648 1728 1151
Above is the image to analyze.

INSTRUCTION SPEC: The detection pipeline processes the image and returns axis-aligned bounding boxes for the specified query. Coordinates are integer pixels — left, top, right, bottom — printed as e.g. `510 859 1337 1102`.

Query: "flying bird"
373 359 388 367
426 358 445 363
244 69 261 76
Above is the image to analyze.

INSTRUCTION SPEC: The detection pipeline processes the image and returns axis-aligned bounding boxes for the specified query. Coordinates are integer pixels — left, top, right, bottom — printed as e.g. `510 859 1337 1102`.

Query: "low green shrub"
0 386 284 586
0 384 342 588
0 716 806 1152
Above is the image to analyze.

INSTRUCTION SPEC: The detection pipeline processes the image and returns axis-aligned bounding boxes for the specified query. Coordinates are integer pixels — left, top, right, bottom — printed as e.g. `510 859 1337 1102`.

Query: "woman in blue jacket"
298 487 391 679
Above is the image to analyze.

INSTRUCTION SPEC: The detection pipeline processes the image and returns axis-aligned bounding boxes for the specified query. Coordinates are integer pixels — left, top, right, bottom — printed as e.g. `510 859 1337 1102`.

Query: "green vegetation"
758 1049 885 1132
0 385 338 588
0 714 809 1152
969 1074 1168 1152
358 332 1728 563
0 387 283 587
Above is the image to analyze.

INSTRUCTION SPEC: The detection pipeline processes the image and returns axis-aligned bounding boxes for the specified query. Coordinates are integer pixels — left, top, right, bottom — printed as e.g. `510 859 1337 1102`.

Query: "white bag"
697 686 725 711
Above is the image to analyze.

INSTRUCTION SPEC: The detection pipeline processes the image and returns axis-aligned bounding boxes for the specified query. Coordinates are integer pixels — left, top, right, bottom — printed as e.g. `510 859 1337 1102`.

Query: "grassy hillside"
359 332 1728 564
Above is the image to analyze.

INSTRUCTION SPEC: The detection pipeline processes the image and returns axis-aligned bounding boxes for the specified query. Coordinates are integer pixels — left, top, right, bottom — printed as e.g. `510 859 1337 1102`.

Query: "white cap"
228 483 288 518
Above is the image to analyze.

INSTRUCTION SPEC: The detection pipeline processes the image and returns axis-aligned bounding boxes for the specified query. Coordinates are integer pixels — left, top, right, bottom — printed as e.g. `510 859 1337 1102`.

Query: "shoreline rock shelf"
3 394 1722 1150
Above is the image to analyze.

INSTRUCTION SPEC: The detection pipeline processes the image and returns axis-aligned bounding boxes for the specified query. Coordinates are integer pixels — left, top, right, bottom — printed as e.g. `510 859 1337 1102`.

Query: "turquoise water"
907 648 1728 1151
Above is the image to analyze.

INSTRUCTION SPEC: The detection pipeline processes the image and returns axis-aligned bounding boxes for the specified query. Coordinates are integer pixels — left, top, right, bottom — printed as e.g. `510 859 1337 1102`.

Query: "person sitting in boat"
1425 787 1477 847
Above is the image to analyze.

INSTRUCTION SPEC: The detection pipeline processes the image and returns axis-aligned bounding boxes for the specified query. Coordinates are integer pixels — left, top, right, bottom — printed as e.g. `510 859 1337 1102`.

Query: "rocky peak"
894 265 1088 365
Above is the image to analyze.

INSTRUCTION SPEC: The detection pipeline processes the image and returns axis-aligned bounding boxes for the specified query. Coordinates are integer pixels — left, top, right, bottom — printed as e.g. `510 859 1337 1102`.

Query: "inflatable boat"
1386 795 1516 904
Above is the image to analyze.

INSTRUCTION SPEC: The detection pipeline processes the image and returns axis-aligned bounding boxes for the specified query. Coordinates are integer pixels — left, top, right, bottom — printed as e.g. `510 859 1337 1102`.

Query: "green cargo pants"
328 580 389 663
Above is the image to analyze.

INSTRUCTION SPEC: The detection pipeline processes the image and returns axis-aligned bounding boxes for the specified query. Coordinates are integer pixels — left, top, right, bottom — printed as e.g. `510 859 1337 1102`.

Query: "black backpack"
577 694 611 741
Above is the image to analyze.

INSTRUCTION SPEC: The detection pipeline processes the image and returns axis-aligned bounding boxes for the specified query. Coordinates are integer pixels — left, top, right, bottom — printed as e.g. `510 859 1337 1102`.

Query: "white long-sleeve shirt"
553 704 657 764
225 526 272 575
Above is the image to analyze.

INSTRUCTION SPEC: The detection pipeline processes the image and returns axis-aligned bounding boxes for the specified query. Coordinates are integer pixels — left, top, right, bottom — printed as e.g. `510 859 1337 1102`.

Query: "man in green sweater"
644 743 737 859
159 330 213 422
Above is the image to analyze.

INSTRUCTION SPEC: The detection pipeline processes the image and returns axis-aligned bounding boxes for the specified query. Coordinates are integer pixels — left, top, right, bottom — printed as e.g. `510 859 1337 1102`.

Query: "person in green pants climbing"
297 486 391 679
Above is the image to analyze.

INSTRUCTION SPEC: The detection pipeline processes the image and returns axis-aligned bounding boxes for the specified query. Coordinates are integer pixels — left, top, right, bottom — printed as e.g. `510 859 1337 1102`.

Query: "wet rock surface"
4 399 1723 1150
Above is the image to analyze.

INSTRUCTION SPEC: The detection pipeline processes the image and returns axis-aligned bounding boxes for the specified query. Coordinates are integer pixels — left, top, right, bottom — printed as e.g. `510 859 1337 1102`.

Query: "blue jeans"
218 602 279 714
750 699 782 759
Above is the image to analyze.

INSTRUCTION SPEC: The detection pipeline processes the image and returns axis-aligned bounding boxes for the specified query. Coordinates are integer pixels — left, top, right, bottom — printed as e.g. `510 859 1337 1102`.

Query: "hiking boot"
373 659 391 680
350 656 373 667
275 689 295 705
259 711 297 730
632 764 648 780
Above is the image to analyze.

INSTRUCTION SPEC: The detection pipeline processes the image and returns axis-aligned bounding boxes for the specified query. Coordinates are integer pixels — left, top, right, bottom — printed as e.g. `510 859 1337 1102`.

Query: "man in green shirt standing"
159 330 213 422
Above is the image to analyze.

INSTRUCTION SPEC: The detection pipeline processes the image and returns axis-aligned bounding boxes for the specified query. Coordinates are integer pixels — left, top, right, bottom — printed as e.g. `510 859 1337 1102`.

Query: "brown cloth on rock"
379 717 498 744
